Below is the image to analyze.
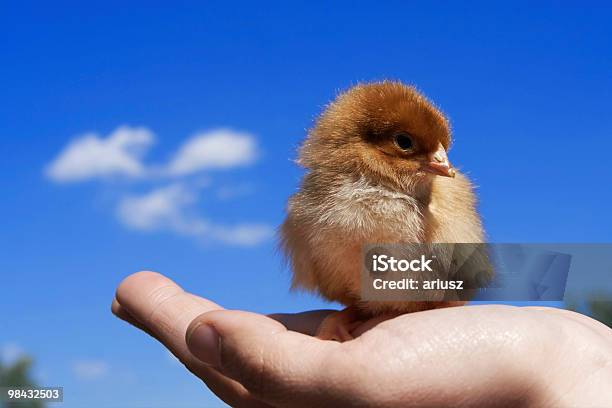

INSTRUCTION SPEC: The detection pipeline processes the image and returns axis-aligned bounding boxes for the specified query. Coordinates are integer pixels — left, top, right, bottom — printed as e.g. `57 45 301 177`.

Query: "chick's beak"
422 144 456 178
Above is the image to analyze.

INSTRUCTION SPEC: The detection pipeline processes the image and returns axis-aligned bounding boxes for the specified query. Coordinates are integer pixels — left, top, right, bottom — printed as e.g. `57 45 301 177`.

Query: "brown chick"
280 81 484 341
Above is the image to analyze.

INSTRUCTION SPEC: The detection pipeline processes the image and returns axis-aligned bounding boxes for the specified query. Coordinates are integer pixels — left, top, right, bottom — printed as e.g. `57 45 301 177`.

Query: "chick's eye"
394 133 414 151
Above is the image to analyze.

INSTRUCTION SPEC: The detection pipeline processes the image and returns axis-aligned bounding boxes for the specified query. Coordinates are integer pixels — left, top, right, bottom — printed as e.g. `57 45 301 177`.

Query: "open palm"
112 272 612 408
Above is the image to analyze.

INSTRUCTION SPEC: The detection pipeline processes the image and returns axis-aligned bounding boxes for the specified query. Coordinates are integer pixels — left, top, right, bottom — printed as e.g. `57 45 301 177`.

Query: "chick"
280 81 484 341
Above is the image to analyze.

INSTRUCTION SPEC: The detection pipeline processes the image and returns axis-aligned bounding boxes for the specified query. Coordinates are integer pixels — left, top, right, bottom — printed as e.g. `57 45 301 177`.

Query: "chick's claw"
316 307 363 342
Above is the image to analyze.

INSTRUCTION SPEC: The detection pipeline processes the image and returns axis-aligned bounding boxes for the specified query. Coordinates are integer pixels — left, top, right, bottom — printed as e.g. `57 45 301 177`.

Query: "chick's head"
300 81 455 191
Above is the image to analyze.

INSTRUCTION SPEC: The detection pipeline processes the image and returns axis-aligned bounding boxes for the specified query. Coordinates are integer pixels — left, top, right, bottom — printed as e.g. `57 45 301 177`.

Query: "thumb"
186 310 359 407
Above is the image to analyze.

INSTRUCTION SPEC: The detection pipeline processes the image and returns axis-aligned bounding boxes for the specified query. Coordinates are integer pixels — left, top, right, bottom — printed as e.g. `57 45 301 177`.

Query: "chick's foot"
316 307 363 342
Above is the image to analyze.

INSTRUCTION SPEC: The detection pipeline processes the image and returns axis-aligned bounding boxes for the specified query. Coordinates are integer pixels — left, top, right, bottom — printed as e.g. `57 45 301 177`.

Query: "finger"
112 297 261 406
112 297 156 338
268 310 335 335
186 310 365 407
115 271 222 359
114 271 273 408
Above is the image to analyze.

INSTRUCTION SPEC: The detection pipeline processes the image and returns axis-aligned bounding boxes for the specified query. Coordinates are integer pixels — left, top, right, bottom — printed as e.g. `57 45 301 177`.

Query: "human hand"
112 271 612 407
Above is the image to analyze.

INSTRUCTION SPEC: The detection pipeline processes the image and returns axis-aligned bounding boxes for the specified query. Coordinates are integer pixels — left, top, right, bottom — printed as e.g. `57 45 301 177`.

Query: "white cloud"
116 184 207 236
46 127 259 181
46 126 154 182
46 125 270 246
211 224 275 246
116 184 272 246
166 129 258 176
0 342 25 364
72 359 109 380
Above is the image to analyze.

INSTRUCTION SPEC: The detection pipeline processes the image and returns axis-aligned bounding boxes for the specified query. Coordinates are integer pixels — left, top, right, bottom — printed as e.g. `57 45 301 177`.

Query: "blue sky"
1 2 611 407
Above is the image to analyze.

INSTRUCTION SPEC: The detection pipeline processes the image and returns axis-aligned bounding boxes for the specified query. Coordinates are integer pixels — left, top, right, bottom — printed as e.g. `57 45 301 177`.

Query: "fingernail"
187 323 220 367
